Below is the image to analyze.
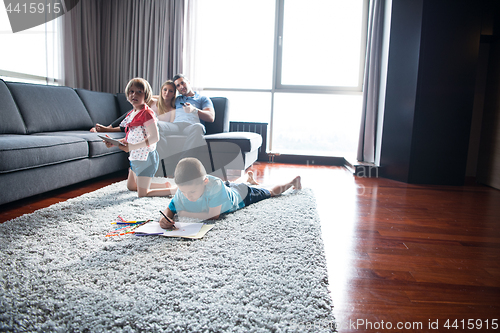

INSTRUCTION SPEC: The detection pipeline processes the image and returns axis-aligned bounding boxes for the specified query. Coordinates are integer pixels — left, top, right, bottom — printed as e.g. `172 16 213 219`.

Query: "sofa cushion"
75 89 122 127
0 80 26 134
37 131 126 158
6 82 94 134
0 134 89 173
204 132 262 153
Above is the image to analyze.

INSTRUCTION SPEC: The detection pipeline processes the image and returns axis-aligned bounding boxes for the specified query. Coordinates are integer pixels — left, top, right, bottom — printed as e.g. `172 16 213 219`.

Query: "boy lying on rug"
159 157 301 229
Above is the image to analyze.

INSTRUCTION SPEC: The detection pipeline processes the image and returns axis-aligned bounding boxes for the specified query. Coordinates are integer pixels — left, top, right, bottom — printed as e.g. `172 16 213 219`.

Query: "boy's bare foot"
269 175 302 197
291 176 302 190
246 171 260 185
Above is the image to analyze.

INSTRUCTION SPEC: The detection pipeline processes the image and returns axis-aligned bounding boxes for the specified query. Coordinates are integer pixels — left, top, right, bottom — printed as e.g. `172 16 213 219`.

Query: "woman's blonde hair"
125 78 152 105
157 80 176 115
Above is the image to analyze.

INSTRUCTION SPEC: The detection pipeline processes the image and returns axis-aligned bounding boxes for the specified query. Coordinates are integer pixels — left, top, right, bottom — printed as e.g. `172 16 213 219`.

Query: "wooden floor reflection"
245 162 500 333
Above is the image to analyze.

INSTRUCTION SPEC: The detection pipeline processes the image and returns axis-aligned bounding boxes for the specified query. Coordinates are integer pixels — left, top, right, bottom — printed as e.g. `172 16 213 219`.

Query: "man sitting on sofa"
156 73 215 160
151 74 216 177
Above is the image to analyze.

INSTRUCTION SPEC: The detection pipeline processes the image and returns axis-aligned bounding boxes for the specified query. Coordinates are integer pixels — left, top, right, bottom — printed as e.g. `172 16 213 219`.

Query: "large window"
193 0 368 159
0 5 61 84
277 0 366 90
194 0 275 90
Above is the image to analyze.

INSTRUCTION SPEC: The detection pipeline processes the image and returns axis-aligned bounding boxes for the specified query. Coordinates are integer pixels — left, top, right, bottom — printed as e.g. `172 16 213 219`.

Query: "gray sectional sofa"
0 79 262 206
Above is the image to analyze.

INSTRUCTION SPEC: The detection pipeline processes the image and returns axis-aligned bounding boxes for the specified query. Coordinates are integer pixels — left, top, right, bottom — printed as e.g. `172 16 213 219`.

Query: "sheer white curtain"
0 5 62 84
182 0 202 90
62 0 184 94
357 0 386 164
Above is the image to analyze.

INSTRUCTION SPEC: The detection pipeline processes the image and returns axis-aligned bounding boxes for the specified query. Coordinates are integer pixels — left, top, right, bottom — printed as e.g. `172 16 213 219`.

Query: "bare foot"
246 171 260 185
291 176 302 190
95 124 111 132
149 180 173 190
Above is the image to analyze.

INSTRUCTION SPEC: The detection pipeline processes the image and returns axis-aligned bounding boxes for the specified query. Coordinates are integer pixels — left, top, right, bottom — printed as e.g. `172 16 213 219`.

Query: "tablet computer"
98 134 125 146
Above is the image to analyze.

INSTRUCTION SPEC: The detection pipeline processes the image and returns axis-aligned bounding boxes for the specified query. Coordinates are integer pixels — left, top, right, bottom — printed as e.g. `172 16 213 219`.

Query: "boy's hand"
159 211 177 230
159 217 175 229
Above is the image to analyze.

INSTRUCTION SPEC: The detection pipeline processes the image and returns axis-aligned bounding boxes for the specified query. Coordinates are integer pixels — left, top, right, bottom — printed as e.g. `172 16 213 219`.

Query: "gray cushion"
37 131 126 158
6 82 94 134
0 134 89 173
205 132 262 153
0 159 91 205
0 80 26 134
75 89 121 127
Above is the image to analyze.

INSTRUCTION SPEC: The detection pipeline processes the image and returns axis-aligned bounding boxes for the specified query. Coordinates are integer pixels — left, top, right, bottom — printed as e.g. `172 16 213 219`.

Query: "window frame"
273 0 369 94
0 4 61 85
198 0 370 153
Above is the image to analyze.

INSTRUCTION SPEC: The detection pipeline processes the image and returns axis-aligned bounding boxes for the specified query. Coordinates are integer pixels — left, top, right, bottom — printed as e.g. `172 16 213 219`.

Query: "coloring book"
134 221 213 239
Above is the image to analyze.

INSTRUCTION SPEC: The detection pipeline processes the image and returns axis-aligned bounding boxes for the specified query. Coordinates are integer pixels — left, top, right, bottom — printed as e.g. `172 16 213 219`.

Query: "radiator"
229 121 268 161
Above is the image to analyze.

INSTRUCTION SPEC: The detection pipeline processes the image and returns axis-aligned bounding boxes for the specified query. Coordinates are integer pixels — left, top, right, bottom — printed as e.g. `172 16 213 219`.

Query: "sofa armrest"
205 97 229 135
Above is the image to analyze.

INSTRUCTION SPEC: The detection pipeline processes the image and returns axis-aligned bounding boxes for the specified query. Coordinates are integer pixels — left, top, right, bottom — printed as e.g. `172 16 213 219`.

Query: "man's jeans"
156 121 211 175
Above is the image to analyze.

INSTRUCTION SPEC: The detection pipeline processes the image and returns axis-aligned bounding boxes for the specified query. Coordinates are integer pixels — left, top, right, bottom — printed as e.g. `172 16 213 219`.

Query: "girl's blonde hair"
157 80 176 115
125 78 152 105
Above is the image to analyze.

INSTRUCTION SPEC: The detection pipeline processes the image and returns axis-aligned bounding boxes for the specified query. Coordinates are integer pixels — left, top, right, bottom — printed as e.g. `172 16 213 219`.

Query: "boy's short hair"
125 78 153 105
175 158 207 186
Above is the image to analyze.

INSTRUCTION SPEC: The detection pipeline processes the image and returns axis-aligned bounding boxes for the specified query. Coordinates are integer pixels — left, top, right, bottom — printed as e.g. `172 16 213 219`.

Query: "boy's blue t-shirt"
169 175 244 216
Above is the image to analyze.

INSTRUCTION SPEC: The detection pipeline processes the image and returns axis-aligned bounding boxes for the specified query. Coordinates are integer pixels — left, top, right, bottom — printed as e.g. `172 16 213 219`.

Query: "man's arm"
197 107 215 123
183 103 215 122
183 97 215 122
199 96 215 122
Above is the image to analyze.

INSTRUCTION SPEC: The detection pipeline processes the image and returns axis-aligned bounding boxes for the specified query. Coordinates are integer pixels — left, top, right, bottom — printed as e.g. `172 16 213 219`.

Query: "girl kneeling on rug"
103 78 176 197
158 157 301 229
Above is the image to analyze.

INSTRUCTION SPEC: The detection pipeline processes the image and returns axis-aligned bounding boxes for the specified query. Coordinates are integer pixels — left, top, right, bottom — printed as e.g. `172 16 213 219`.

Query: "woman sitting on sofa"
90 80 176 133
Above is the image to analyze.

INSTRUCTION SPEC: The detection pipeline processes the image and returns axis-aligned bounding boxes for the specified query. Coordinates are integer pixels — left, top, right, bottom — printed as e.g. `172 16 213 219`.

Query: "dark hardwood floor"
1 162 499 332
0 170 129 223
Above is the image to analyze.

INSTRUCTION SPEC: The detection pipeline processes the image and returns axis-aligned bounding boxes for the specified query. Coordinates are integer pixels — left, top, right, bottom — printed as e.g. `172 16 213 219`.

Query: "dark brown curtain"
62 0 184 94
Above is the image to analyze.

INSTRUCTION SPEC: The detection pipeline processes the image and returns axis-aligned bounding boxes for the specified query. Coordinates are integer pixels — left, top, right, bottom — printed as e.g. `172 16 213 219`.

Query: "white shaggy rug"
0 181 335 332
